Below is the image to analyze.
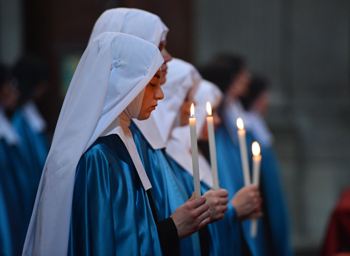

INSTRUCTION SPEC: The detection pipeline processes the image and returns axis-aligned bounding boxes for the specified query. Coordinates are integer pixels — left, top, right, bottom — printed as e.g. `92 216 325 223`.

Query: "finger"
197 208 211 223
193 203 210 217
219 198 229 205
198 216 211 229
189 196 207 208
217 189 229 197
188 192 195 201
216 205 228 213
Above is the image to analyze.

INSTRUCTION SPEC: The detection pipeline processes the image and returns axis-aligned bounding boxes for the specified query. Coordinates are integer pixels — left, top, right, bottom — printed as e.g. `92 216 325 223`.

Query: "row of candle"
189 103 262 237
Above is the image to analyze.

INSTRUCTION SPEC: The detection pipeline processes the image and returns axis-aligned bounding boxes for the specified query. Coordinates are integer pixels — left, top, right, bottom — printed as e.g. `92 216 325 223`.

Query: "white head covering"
243 110 274 147
0 107 20 145
89 8 168 47
88 7 169 149
152 58 202 143
22 32 163 256
222 98 246 144
22 100 47 133
166 80 223 187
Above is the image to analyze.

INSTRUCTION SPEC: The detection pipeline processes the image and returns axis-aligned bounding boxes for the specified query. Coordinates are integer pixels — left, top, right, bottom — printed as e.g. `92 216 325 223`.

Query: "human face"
137 70 164 120
253 91 269 115
199 109 221 141
227 69 251 98
179 87 195 126
0 81 19 111
158 40 172 85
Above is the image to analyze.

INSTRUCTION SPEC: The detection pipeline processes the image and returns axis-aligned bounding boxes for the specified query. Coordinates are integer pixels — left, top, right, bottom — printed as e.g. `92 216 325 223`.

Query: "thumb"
188 192 195 201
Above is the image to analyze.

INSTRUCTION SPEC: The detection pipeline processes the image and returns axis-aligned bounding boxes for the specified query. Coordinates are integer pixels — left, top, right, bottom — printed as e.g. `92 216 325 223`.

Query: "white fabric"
89 8 168 47
0 107 20 145
153 58 202 143
243 110 274 147
22 101 47 133
22 32 163 256
166 80 223 187
223 99 246 144
88 7 168 149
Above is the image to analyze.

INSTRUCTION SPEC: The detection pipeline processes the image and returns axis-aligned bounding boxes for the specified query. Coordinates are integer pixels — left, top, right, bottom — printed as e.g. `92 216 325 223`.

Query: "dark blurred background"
0 0 349 255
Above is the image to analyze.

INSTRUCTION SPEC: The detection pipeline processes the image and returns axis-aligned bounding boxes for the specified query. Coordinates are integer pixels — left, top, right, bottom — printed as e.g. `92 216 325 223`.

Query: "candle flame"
236 118 244 130
206 102 212 116
252 142 260 156
190 103 195 117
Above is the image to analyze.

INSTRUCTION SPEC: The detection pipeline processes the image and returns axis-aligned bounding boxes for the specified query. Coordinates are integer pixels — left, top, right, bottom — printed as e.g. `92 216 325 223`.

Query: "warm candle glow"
252 141 260 156
236 118 244 130
206 102 212 116
190 103 195 117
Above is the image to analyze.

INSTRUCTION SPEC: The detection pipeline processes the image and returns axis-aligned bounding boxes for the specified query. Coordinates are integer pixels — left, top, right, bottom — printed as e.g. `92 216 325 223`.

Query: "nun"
11 57 50 176
152 58 234 255
10 57 50 225
201 55 276 256
88 8 211 256
240 77 293 256
21 32 209 256
0 63 29 255
165 77 263 255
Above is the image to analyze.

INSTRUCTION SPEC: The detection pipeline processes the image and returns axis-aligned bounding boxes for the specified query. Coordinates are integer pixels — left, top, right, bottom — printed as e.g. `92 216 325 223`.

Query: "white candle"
206 102 219 191
236 118 251 187
251 141 261 238
190 103 201 198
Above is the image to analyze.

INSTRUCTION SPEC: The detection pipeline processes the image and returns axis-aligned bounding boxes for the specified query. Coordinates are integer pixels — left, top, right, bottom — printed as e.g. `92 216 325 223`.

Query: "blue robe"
165 154 242 256
12 109 49 192
69 134 162 256
257 144 293 256
216 122 293 256
130 121 201 256
0 139 30 256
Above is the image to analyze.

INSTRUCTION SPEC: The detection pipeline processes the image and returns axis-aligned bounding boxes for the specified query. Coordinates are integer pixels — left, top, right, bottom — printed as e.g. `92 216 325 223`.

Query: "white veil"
166 80 223 187
88 7 169 149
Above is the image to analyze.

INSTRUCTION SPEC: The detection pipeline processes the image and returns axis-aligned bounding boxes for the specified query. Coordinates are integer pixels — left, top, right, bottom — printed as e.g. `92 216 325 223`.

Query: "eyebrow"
153 74 160 79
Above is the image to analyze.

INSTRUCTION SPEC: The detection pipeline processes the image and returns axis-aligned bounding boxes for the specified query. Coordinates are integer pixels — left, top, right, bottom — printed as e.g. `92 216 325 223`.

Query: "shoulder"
80 134 131 166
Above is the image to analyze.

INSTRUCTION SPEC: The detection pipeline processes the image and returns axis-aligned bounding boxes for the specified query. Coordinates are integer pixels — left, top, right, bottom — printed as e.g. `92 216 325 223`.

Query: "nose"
155 86 164 100
161 49 172 63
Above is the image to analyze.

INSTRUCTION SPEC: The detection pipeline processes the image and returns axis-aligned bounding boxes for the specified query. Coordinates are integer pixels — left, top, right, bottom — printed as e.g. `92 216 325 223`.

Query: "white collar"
0 107 20 145
22 101 46 133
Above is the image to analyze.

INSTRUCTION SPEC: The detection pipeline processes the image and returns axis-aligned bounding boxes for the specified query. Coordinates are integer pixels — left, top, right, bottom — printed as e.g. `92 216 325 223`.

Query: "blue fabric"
257 144 293 256
0 139 30 256
130 121 201 256
12 109 49 191
68 134 162 256
216 123 293 256
165 154 242 256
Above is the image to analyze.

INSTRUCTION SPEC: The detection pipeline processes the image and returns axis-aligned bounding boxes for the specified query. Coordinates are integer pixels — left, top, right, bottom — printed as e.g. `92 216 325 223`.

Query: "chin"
137 112 151 121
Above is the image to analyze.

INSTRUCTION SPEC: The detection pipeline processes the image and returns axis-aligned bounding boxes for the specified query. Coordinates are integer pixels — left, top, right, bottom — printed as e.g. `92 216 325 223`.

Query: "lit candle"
190 103 201 198
206 102 219 191
251 141 261 238
236 118 251 187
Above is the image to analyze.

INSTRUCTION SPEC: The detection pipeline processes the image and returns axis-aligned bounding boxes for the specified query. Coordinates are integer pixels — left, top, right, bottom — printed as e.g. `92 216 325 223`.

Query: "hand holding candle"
189 103 201 198
206 102 219 191
236 118 251 187
251 141 261 238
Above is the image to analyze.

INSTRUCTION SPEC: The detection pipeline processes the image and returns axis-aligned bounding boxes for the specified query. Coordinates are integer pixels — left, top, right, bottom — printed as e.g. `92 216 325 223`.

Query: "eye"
150 83 156 87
